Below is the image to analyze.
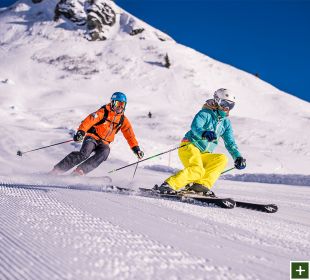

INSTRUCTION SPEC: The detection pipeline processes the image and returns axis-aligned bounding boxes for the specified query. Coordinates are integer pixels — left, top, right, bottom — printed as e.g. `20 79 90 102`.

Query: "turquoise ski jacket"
184 108 241 160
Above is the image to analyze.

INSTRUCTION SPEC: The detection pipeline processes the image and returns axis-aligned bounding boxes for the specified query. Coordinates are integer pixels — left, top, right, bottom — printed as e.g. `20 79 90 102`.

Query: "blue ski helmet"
111 92 127 113
111 92 127 103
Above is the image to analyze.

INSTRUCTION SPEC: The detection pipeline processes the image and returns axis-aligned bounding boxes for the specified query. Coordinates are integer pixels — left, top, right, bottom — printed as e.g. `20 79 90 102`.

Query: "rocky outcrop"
30 0 169 42
53 0 116 40
54 0 87 25
129 28 144 36
86 0 116 41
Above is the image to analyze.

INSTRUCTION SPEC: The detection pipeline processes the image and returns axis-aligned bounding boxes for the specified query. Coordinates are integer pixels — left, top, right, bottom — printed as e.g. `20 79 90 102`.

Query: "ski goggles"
113 100 126 108
216 99 235 110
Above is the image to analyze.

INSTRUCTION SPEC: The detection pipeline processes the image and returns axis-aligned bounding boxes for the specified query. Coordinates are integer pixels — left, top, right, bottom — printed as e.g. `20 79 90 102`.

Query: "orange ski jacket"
78 104 138 148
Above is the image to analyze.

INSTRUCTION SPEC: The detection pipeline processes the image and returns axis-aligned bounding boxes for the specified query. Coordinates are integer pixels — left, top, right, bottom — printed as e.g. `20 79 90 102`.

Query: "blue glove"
202 131 217 141
73 130 85 143
132 146 144 159
234 157 246 170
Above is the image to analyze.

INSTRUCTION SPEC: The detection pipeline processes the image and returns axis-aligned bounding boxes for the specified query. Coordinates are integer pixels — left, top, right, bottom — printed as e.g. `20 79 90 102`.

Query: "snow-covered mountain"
0 1 309 280
1 0 309 176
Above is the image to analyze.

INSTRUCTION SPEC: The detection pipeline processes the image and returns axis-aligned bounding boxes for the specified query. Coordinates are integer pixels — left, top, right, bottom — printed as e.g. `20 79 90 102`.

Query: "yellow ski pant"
166 142 228 191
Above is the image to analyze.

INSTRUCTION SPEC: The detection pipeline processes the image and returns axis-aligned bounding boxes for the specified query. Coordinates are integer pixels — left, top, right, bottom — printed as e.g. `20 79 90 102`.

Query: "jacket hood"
202 99 218 110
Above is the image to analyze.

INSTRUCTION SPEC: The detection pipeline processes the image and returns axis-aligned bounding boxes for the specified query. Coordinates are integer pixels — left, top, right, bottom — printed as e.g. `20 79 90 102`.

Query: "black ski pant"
54 136 110 174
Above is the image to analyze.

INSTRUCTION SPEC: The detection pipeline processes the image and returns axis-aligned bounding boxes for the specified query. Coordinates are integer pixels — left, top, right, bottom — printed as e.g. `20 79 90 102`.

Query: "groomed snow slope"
1 176 310 280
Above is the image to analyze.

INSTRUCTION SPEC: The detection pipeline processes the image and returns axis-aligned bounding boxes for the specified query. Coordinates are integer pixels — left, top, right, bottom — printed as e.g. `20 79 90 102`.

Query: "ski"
138 187 278 213
235 201 278 213
78 185 278 213
106 185 134 192
138 187 236 209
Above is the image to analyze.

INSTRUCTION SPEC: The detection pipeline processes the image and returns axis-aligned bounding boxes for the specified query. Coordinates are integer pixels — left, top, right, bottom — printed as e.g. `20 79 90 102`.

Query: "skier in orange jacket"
50 92 144 175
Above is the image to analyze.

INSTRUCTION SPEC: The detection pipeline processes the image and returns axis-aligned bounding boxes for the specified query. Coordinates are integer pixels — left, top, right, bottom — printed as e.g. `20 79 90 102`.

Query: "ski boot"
185 183 216 197
153 182 177 195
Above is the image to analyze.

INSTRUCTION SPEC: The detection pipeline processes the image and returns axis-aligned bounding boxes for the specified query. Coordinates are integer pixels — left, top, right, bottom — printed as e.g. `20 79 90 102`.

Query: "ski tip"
236 201 278 213
220 198 236 209
263 204 278 213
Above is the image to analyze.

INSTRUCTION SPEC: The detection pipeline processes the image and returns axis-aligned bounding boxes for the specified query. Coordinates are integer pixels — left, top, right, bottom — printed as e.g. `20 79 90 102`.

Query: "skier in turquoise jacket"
155 88 246 195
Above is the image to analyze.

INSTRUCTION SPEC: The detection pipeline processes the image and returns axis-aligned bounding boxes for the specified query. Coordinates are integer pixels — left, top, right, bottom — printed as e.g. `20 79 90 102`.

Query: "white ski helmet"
213 88 236 110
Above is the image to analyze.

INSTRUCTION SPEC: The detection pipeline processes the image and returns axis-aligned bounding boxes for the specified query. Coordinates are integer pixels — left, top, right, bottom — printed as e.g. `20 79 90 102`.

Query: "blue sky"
1 0 309 102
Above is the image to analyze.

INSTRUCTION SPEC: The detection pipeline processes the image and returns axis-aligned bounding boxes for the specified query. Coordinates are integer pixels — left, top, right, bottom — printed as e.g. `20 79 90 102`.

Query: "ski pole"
221 167 235 175
108 143 190 174
17 139 74 156
132 160 139 180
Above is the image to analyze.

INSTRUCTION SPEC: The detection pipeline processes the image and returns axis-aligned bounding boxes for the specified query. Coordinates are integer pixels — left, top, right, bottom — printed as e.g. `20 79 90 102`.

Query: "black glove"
73 130 85 143
132 146 144 159
202 131 217 141
234 157 246 170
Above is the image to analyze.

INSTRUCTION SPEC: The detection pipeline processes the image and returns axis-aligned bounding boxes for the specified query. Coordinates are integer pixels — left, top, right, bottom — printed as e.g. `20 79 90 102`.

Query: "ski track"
1 184 257 280
1 181 309 280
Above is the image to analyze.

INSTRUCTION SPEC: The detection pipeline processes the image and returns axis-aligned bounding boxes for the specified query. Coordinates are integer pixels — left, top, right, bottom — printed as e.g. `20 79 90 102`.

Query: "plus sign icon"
291 261 309 279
